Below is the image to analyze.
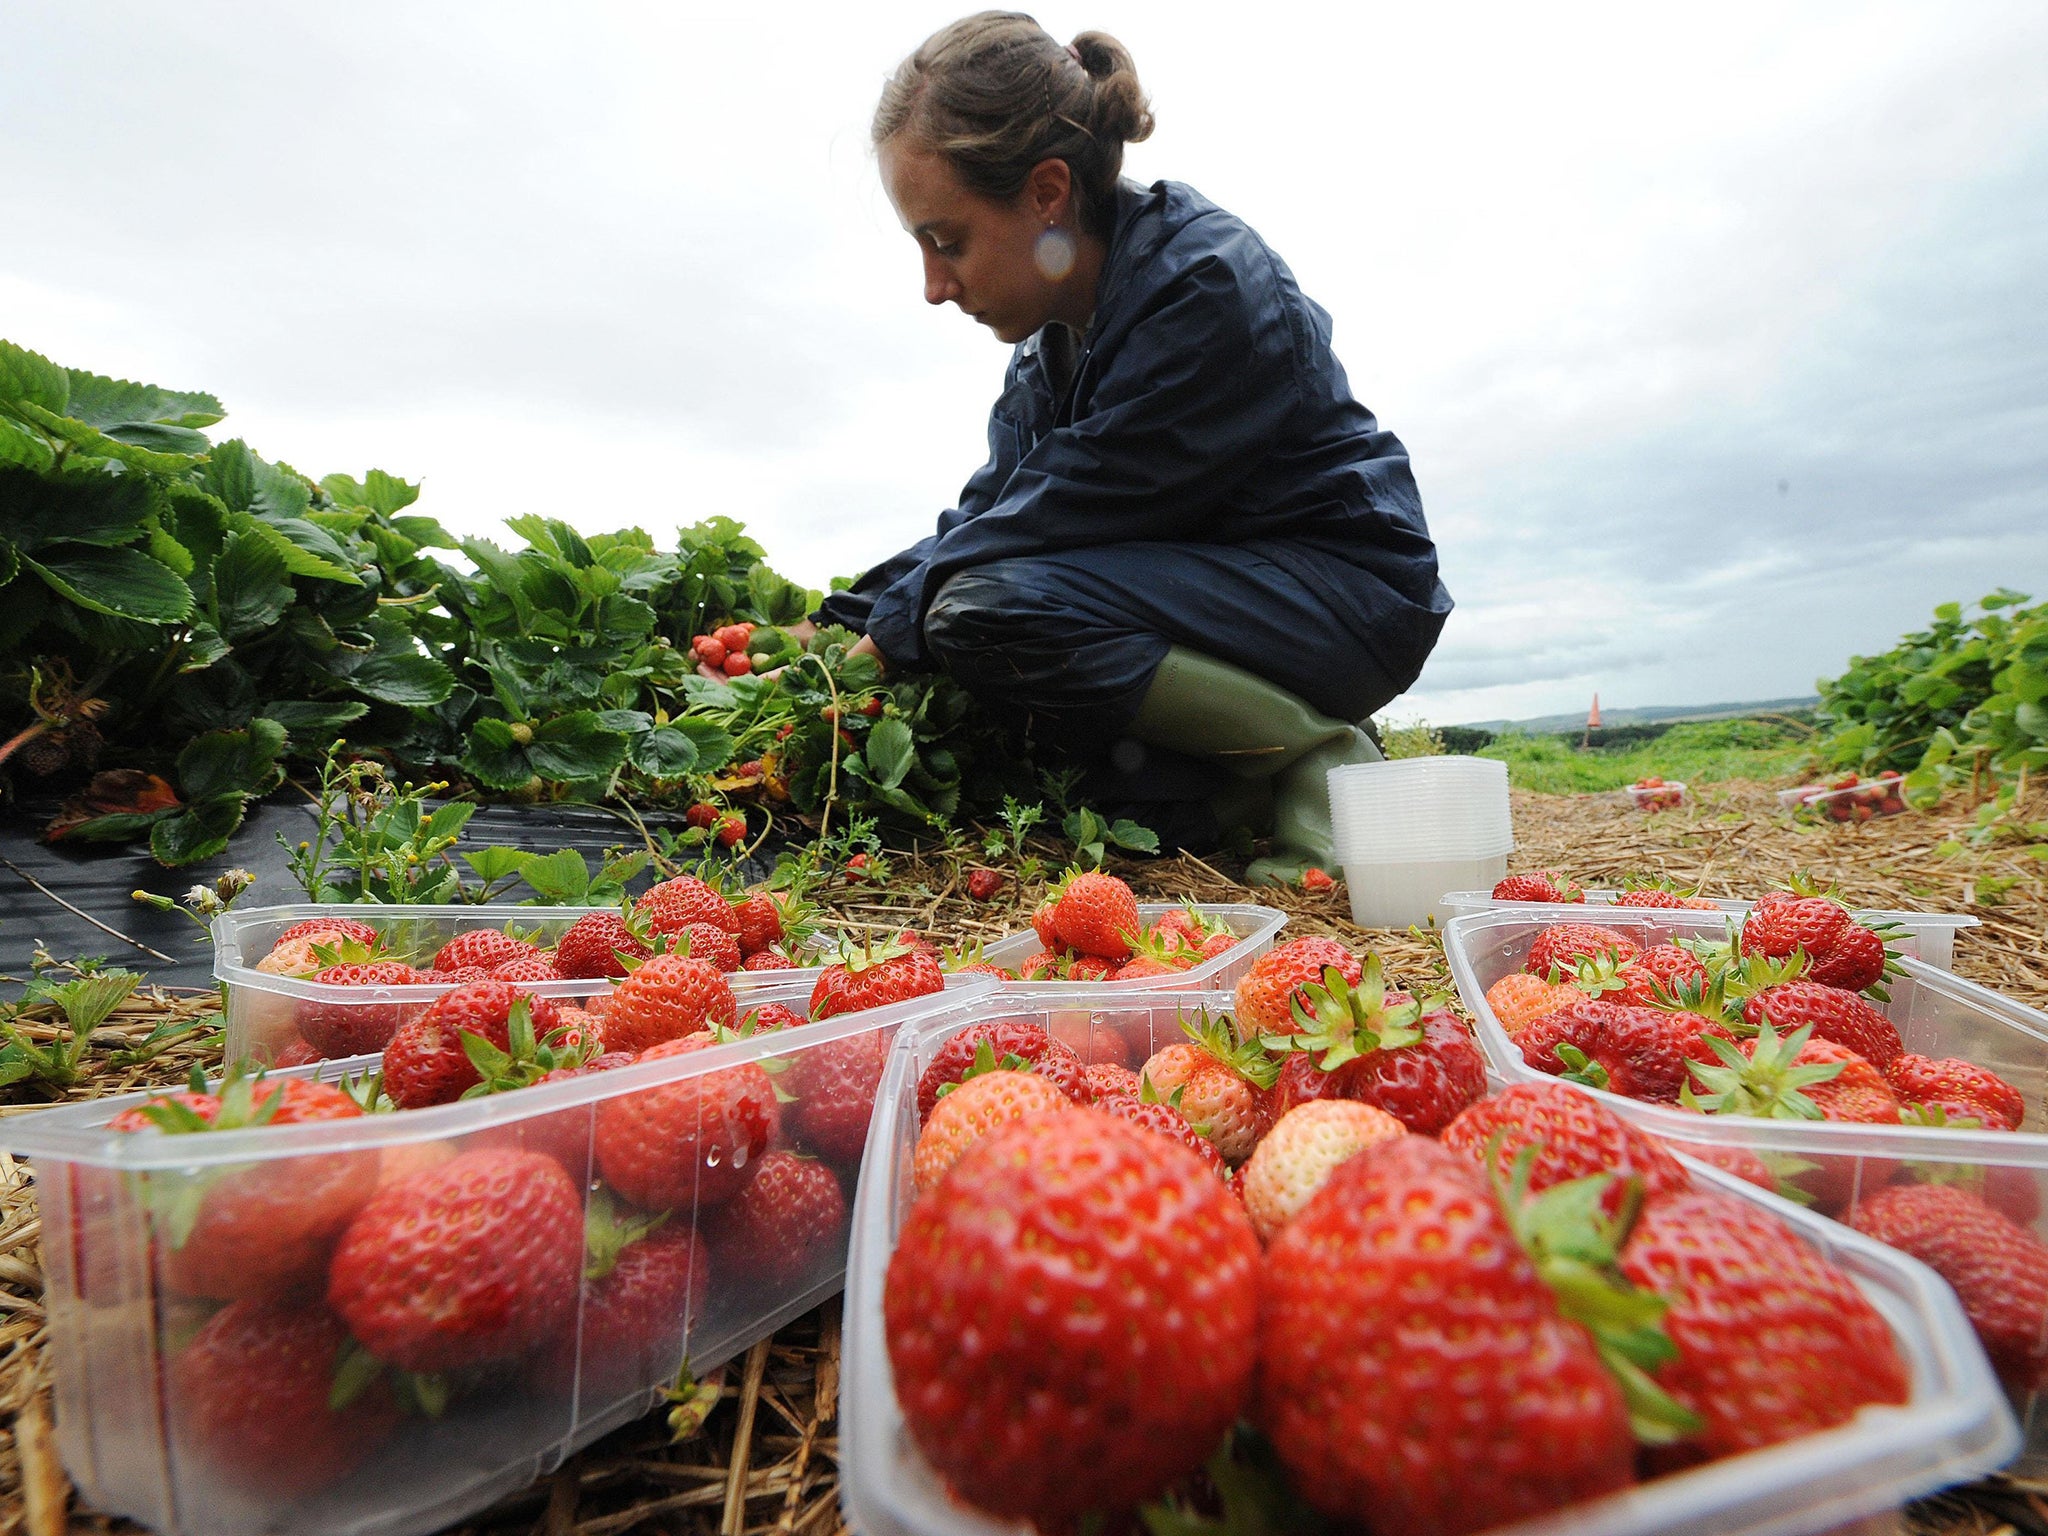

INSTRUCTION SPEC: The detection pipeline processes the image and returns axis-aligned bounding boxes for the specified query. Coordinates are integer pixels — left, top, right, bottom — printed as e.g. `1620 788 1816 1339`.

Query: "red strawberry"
1300 867 1335 892
1524 923 1640 977
555 910 652 979
172 1299 400 1498
1613 887 1696 909
437 965 492 985
692 635 726 667
530 1195 710 1400
636 874 741 936
966 868 1005 901
294 960 429 1058
491 1051 638 1174
272 916 381 952
1198 929 1239 960
115 1072 376 1301
786 1027 892 1166
1887 1052 2025 1131
1491 870 1585 903
1661 1138 1778 1194
491 951 562 983
1080 1061 1142 1103
1232 936 1364 1036
916 1020 1083 1120
603 952 737 1054
1029 896 1062 950
1441 1080 1690 1204
1741 893 1897 995
1257 1136 1636 1529
1743 980 1901 1072
715 810 746 844
328 1149 583 1372
677 920 742 973
1615 943 1708 1006
731 893 784 955
740 1002 809 1033
706 1151 848 1287
885 1111 1258 1526
1805 920 1891 992
1848 1181 2048 1389
381 981 563 1108
1091 1089 1228 1178
742 948 797 971
685 802 720 829
594 1034 781 1210
808 939 944 1019
1518 998 1737 1104
1051 871 1142 960
1012 949 1065 980
1623 1187 1910 1463
1275 962 1484 1134
431 929 540 974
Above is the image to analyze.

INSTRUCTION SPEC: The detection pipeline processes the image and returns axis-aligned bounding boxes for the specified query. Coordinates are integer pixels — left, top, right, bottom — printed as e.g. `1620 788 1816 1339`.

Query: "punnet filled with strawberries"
215 873 939 1063
842 983 2018 1536
1445 891 2048 1443
970 871 1284 989
1 966 990 1536
1435 869 1981 971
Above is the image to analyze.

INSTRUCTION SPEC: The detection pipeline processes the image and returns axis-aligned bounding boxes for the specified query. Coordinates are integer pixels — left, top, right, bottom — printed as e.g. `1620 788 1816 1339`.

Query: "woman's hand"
757 629 888 684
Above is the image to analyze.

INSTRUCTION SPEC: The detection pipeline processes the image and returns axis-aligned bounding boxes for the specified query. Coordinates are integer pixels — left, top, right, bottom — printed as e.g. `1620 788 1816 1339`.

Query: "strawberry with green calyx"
917 1066 1075 1191
1613 876 1719 910
1108 925 1196 981
915 1020 1083 1120
119 1065 377 1301
1641 967 1744 1029
1268 957 1421 1067
1491 1147 1703 1446
1741 885 1904 999
1614 943 1709 1006
1093 1079 1228 1178
1485 971 1576 1034
1050 868 1143 960
1138 1010 1279 1164
1888 1052 2025 1131
603 945 737 1054
1492 870 1585 904
807 935 944 1019
295 955 431 1058
431 928 541 975
171 1299 402 1498
1029 880 1068 949
1518 1000 1738 1105
1741 980 1902 1072
1442 1081 1690 1208
636 872 742 937
272 916 382 954
1271 960 1485 1134
1256 1136 1637 1529
458 995 601 1098
1525 922 1640 978
382 980 565 1109
555 903 658 980
1232 936 1363 1036
1682 1020 1881 1121
939 938 1014 981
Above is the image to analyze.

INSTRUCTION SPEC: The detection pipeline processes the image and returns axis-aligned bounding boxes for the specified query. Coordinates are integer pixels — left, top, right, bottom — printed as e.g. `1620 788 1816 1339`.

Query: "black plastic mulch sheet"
0 796 741 994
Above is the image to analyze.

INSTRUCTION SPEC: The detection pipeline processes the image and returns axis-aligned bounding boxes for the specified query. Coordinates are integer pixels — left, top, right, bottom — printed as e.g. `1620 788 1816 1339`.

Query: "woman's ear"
1025 157 1075 224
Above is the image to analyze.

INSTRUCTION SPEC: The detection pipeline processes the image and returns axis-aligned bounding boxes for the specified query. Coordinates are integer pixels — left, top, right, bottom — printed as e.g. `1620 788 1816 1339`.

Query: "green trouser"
1126 647 1382 887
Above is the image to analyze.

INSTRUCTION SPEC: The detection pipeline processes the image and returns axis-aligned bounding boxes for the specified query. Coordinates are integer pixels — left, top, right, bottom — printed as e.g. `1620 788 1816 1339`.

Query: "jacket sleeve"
864 237 1301 668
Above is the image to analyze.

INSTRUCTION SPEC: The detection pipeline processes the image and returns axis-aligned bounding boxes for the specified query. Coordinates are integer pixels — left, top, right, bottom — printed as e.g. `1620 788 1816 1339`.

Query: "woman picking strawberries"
807 12 1450 885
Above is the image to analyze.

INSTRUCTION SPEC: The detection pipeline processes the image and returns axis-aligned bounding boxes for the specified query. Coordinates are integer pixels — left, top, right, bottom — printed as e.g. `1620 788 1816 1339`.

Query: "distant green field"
1475 718 1816 794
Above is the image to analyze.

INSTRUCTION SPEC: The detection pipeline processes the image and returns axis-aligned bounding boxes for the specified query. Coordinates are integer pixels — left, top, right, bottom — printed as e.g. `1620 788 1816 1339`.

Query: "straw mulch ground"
0 778 2042 1536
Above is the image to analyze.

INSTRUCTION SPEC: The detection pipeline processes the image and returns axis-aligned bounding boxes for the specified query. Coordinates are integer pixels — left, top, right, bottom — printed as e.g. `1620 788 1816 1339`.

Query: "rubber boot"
1125 647 1383 886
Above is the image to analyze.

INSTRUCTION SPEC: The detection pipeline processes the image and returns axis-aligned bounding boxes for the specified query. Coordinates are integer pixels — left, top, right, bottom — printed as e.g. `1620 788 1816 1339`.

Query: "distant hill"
1455 697 1819 734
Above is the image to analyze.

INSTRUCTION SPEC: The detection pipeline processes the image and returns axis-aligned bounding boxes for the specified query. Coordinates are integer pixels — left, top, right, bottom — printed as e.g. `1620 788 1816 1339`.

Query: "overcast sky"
7 2 2046 725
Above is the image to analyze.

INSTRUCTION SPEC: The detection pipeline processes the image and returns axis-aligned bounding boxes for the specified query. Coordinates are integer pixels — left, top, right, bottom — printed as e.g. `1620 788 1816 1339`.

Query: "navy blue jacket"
820 178 1450 693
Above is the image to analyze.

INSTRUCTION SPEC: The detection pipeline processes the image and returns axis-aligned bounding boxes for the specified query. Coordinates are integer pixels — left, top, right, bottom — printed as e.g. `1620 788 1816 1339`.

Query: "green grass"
1476 718 1817 795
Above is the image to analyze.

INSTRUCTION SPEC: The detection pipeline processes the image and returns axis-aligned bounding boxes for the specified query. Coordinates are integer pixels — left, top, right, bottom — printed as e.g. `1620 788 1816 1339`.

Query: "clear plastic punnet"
841 990 2019 1536
215 903 853 1064
979 902 1285 995
4 976 990 1536
1445 905 2048 1458
1433 891 1980 972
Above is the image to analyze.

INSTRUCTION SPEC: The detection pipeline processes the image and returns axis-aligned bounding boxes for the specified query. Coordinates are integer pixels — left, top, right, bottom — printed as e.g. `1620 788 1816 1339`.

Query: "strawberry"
116 1070 376 1301
1198 929 1240 960
1237 1099 1405 1242
1012 949 1066 980
491 951 563 983
742 948 797 971
1612 887 1696 909
328 1148 583 1372
490 1050 637 1174
966 868 1005 901
713 622 752 651
1524 922 1640 977
1029 894 1062 949
1518 998 1736 1104
705 1150 849 1287
685 802 720 829
715 810 746 843
1080 1061 1142 1103
555 909 653 979
1441 1080 1690 1206
1483 971 1574 1034
692 635 727 667
1491 870 1585 903
885 1110 1259 1525
1257 1136 1638 1529
786 1027 893 1167
677 920 743 972
437 965 493 985
1141 1011 1280 1165
431 928 540 974
1092 1087 1228 1177
381 981 564 1109
1847 1181 2048 1389
1622 1187 1910 1463
530 1190 709 1400
594 1033 780 1210
1741 891 1899 995
603 951 737 1054
1066 954 1116 982
1742 980 1901 1072
808 938 944 1019
1300 867 1335 892
1692 1023 1900 1123
1661 1138 1778 1193
172 1299 400 1498
1887 1052 2025 1131
740 1002 809 1033
1804 920 1893 993
272 916 383 953
294 960 429 1058
636 874 741 936
1050 870 1142 960
1614 943 1708 1006
255 937 332 979
916 1068 1075 1191
1148 901 1209 951
1232 936 1364 1036
916 1020 1083 1120
1274 961 1484 1134
731 892 784 955
722 653 753 678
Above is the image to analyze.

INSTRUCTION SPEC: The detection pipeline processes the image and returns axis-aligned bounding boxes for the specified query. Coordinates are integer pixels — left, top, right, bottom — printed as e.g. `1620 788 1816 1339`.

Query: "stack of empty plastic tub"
1327 757 1514 927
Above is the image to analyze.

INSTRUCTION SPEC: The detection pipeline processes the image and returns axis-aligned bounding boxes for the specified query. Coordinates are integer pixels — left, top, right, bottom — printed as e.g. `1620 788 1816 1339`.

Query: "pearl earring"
1034 222 1077 281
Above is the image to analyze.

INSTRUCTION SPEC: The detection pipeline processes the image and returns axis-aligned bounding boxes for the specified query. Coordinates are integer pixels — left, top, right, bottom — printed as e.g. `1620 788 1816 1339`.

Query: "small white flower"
184 885 212 906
